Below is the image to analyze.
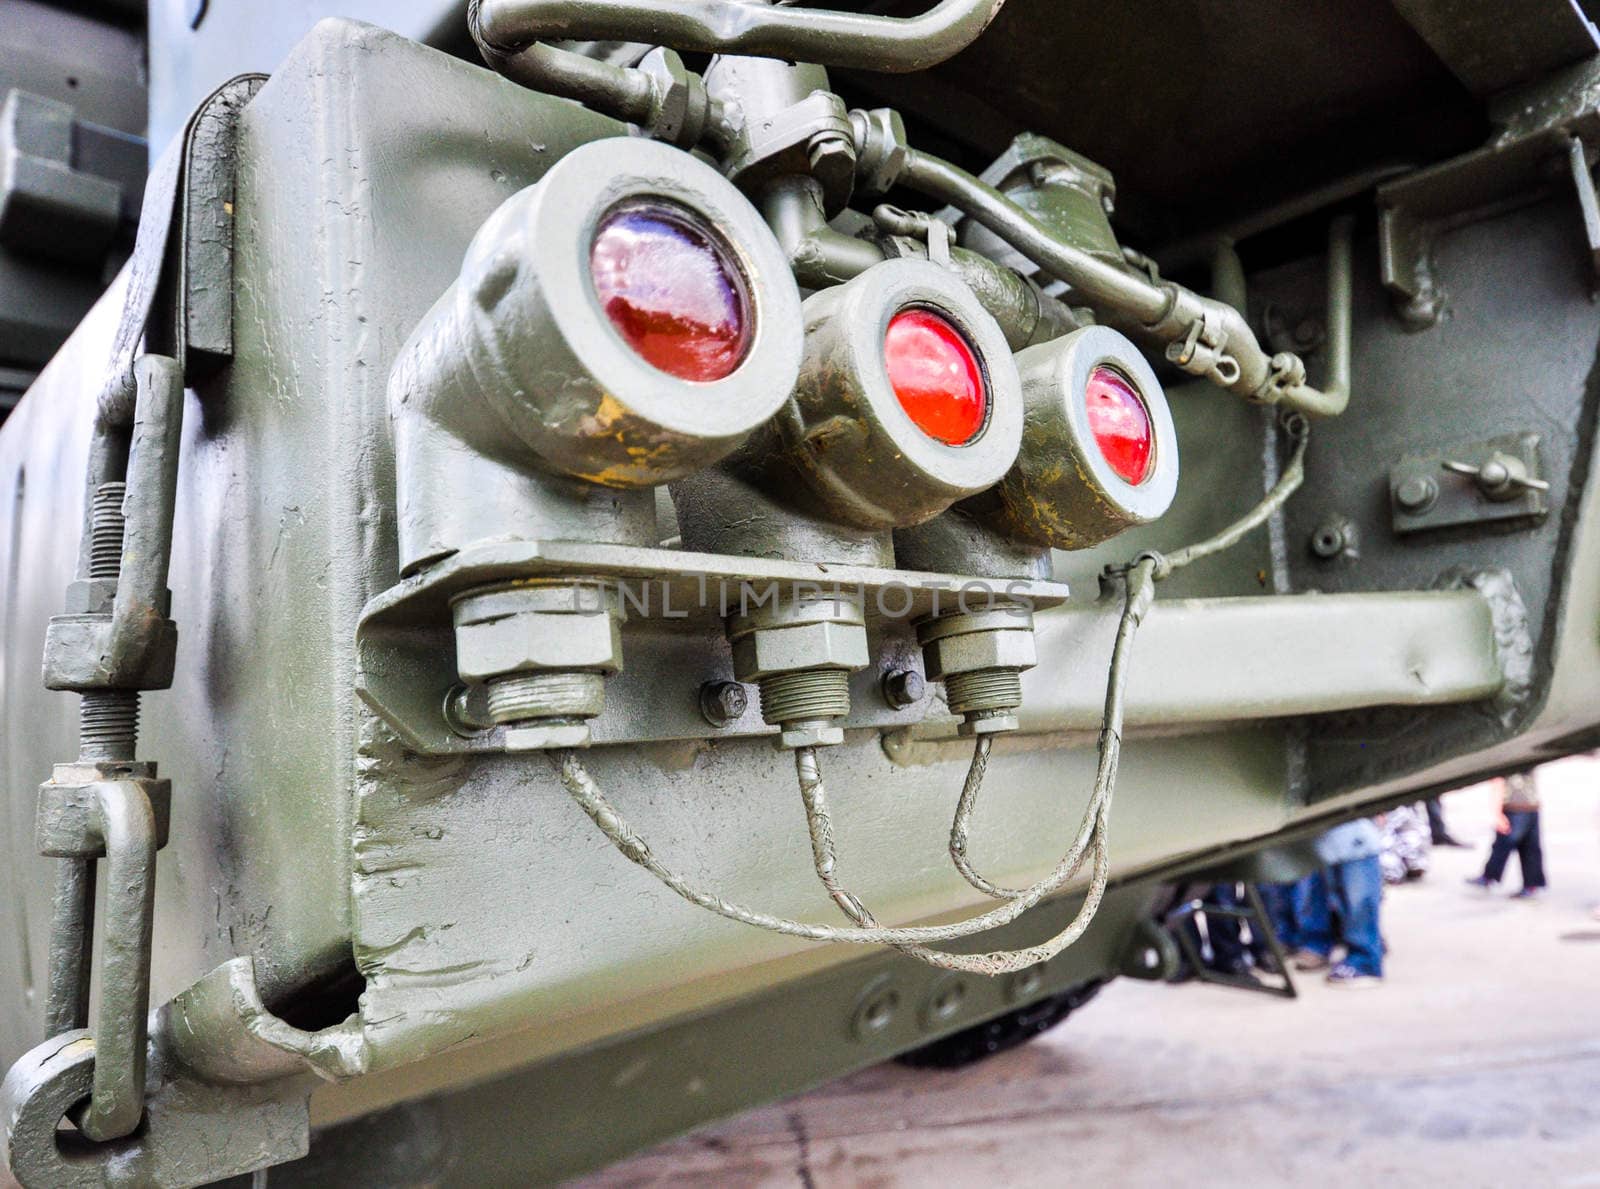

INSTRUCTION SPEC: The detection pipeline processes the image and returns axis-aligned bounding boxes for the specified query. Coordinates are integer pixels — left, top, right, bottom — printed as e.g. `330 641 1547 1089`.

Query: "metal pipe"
900 149 1169 321
761 177 1073 346
43 860 95 1037
897 148 1350 417
760 175 886 289
1159 162 1413 273
1285 214 1354 418
1210 239 1248 314
475 0 1006 73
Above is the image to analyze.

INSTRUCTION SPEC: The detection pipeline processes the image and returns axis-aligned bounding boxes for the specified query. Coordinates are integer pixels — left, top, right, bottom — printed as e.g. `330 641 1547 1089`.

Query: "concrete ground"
578 756 1600 1188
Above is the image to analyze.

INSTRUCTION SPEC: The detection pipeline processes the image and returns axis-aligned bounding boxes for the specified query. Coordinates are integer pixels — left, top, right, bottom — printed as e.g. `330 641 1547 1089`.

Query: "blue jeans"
1257 879 1304 952
1299 854 1384 977
1482 810 1546 889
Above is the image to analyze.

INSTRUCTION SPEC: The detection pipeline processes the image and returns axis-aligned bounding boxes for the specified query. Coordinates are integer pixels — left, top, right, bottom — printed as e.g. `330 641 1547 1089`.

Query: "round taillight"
589 201 752 382
884 309 987 446
1084 364 1153 485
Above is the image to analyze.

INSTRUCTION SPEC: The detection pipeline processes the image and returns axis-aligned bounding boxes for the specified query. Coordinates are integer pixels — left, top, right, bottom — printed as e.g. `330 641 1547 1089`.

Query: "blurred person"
1291 818 1385 988
1259 872 1328 961
1425 796 1466 847
1380 804 1431 884
1465 770 1546 900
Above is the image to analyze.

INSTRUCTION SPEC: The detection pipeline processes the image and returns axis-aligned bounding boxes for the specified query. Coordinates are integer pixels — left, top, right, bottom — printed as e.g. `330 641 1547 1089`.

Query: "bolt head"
699 681 749 727
1395 475 1437 512
881 669 925 710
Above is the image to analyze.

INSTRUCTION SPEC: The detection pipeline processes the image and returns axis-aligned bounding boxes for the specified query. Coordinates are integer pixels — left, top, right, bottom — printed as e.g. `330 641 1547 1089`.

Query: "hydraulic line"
473 0 1007 74
895 149 1352 418
468 0 1004 148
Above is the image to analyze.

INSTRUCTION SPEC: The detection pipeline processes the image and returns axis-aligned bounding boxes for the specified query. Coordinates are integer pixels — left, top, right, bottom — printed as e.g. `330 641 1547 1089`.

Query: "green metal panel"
9 10 1600 1184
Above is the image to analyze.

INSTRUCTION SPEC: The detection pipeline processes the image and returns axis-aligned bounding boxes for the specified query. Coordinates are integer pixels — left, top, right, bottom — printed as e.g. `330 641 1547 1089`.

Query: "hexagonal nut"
807 131 857 204
42 614 177 692
958 712 1019 737
731 621 870 682
502 721 592 752
923 629 1037 681
637 47 707 148
779 722 845 750
62 578 118 616
851 106 908 195
455 609 622 683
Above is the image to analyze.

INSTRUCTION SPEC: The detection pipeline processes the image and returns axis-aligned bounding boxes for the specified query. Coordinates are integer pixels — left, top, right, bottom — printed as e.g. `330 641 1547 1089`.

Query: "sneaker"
1464 875 1494 889
1325 963 1382 988
1291 949 1331 972
1510 887 1545 901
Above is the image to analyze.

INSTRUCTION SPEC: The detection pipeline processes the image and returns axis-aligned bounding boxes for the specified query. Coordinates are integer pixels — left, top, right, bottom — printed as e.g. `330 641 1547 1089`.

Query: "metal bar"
1241 882 1297 999
1159 163 1415 273
1029 589 1502 729
475 0 1006 73
106 355 182 676
42 858 95 1036
1390 0 1600 97
893 589 1504 745
77 781 159 1143
1567 135 1600 284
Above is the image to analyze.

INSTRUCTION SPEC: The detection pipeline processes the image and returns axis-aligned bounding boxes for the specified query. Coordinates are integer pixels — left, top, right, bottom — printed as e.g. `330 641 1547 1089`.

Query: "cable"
545 554 1149 959
547 417 1309 971
942 411 1311 906
948 734 1026 900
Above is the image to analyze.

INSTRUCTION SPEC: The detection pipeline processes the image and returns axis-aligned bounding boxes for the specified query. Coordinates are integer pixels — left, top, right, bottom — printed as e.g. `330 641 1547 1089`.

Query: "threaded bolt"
757 669 850 727
79 483 138 762
486 671 605 726
79 690 139 761
88 482 127 580
944 668 1023 717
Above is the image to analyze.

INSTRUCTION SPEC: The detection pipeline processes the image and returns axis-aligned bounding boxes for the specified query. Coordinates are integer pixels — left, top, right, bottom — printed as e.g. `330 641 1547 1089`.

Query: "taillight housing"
994 326 1177 549
412 137 802 490
776 259 1022 531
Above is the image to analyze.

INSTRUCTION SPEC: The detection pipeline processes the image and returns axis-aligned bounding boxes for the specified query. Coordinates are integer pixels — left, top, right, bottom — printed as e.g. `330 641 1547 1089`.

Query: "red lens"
884 309 987 446
590 202 751 382
1085 364 1153 485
